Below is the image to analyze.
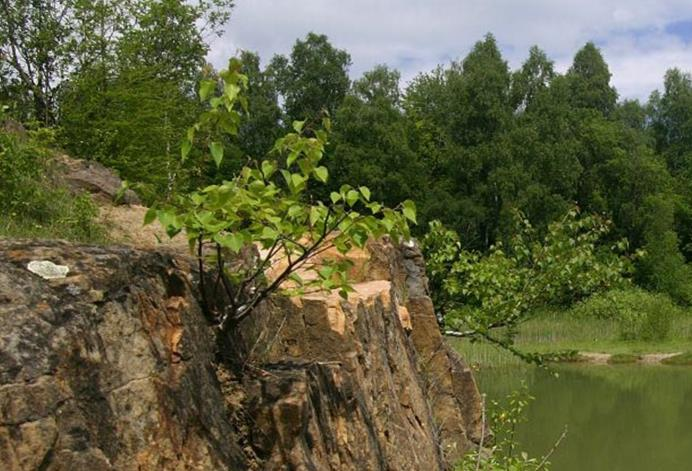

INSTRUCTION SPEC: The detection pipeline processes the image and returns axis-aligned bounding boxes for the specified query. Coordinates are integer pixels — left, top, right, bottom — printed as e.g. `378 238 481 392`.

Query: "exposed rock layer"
0 239 482 470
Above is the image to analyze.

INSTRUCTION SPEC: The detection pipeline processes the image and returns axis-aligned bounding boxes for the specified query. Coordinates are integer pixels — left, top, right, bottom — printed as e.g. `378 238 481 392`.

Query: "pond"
476 365 692 471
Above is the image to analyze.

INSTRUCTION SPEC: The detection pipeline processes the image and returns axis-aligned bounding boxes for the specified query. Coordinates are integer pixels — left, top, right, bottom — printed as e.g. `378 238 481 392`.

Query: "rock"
26 260 70 279
0 239 483 470
55 154 141 205
235 239 484 467
0 240 247 470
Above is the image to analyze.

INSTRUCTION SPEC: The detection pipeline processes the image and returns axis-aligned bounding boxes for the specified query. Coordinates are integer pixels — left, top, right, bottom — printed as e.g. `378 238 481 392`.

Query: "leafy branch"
146 57 416 333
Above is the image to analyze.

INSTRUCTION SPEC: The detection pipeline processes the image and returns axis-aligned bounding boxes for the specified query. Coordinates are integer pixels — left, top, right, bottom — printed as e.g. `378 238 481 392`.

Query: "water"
476 365 692 471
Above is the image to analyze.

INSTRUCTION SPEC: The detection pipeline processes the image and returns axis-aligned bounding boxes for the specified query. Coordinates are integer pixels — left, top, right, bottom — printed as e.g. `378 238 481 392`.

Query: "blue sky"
209 0 692 100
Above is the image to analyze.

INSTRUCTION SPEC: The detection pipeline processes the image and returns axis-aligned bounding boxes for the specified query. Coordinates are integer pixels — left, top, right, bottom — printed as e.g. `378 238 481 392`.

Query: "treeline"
2 1 691 303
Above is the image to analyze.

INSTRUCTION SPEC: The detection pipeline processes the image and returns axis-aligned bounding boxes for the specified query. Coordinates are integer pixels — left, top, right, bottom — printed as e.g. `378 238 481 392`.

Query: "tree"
148 58 416 334
448 33 512 146
329 65 424 209
269 32 351 124
422 209 631 361
566 42 618 115
59 0 234 202
510 45 555 112
0 0 76 124
235 50 283 161
0 0 232 125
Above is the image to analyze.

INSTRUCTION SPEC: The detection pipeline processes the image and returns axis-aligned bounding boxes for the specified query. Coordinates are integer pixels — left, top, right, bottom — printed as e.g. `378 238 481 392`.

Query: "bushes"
571 288 680 341
0 120 104 242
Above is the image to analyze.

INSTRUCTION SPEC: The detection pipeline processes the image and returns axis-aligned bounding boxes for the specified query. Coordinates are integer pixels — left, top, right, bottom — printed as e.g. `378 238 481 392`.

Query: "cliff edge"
0 238 482 470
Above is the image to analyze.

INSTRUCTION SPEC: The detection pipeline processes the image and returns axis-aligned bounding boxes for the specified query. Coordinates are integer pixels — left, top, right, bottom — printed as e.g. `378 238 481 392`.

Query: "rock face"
237 240 483 469
0 240 246 470
0 239 482 470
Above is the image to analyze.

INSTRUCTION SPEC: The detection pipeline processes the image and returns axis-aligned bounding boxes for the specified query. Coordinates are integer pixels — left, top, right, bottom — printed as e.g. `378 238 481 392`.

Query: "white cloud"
208 0 692 99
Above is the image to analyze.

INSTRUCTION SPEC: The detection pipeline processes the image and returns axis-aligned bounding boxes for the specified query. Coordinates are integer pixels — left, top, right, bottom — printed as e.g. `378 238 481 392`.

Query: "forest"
3 0 692 344
3 1 692 470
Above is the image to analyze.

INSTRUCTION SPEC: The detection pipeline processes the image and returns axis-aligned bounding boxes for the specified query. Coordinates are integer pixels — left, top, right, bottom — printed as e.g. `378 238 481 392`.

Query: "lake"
476 364 692 471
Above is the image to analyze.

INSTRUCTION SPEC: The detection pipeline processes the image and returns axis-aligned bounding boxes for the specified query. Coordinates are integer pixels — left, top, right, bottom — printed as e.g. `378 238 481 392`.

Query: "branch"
536 426 568 470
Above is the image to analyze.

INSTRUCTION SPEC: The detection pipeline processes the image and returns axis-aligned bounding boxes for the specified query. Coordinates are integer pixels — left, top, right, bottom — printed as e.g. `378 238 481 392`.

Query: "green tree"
59 0 234 202
329 65 424 209
422 209 631 360
0 0 76 124
269 32 351 124
510 45 555 112
149 59 416 333
235 50 283 161
566 42 618 116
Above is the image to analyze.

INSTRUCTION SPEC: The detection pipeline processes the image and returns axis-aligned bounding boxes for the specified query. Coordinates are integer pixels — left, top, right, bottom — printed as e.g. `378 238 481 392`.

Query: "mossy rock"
661 352 692 366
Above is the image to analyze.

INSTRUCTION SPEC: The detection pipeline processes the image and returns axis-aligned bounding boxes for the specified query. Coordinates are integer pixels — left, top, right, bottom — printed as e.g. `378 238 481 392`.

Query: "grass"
607 353 640 364
661 352 692 365
450 310 692 369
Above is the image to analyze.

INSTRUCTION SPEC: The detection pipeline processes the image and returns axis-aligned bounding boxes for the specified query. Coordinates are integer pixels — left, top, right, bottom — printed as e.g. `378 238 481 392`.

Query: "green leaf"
367 202 382 214
209 142 224 167
143 208 157 225
261 226 279 240
224 83 240 101
359 186 371 201
310 206 321 226
261 160 276 178
314 166 328 183
402 200 417 224
290 173 305 190
215 233 244 253
199 80 216 101
292 120 305 133
346 190 359 207
330 192 341 204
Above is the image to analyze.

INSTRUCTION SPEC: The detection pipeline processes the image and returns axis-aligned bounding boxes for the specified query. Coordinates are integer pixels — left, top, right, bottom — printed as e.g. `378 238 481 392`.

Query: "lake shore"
449 312 692 368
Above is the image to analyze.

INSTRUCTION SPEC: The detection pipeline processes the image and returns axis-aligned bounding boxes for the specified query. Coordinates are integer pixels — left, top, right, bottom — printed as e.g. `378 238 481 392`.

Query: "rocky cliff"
0 238 483 470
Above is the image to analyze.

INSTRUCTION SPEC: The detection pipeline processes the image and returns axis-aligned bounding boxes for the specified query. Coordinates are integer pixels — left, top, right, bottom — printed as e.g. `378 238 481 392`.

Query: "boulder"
55 154 141 205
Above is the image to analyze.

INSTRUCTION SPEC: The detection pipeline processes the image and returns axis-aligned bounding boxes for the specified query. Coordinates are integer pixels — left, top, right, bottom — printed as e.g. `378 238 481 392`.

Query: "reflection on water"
477 365 692 471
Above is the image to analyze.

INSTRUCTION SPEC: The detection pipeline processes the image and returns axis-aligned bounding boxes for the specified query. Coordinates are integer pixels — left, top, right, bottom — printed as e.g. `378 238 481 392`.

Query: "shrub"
422 209 632 361
457 386 565 470
0 113 104 242
571 288 679 341
149 59 414 332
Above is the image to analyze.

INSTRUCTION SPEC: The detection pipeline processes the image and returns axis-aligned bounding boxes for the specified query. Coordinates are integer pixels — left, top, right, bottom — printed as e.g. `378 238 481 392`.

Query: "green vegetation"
457 386 564 470
0 112 103 242
571 288 681 342
422 209 632 362
148 60 414 332
451 306 692 369
661 352 692 365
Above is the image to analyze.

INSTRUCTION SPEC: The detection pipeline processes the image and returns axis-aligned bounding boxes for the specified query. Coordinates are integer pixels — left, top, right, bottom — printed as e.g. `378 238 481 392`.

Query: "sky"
208 0 692 101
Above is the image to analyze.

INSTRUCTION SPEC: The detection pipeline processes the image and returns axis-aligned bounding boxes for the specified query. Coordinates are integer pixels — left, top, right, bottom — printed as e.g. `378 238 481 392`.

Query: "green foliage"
571 288 679 341
566 42 618 115
457 387 561 470
269 32 351 123
0 116 103 242
661 352 692 366
328 65 424 209
422 208 631 360
0 0 233 125
148 59 414 331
